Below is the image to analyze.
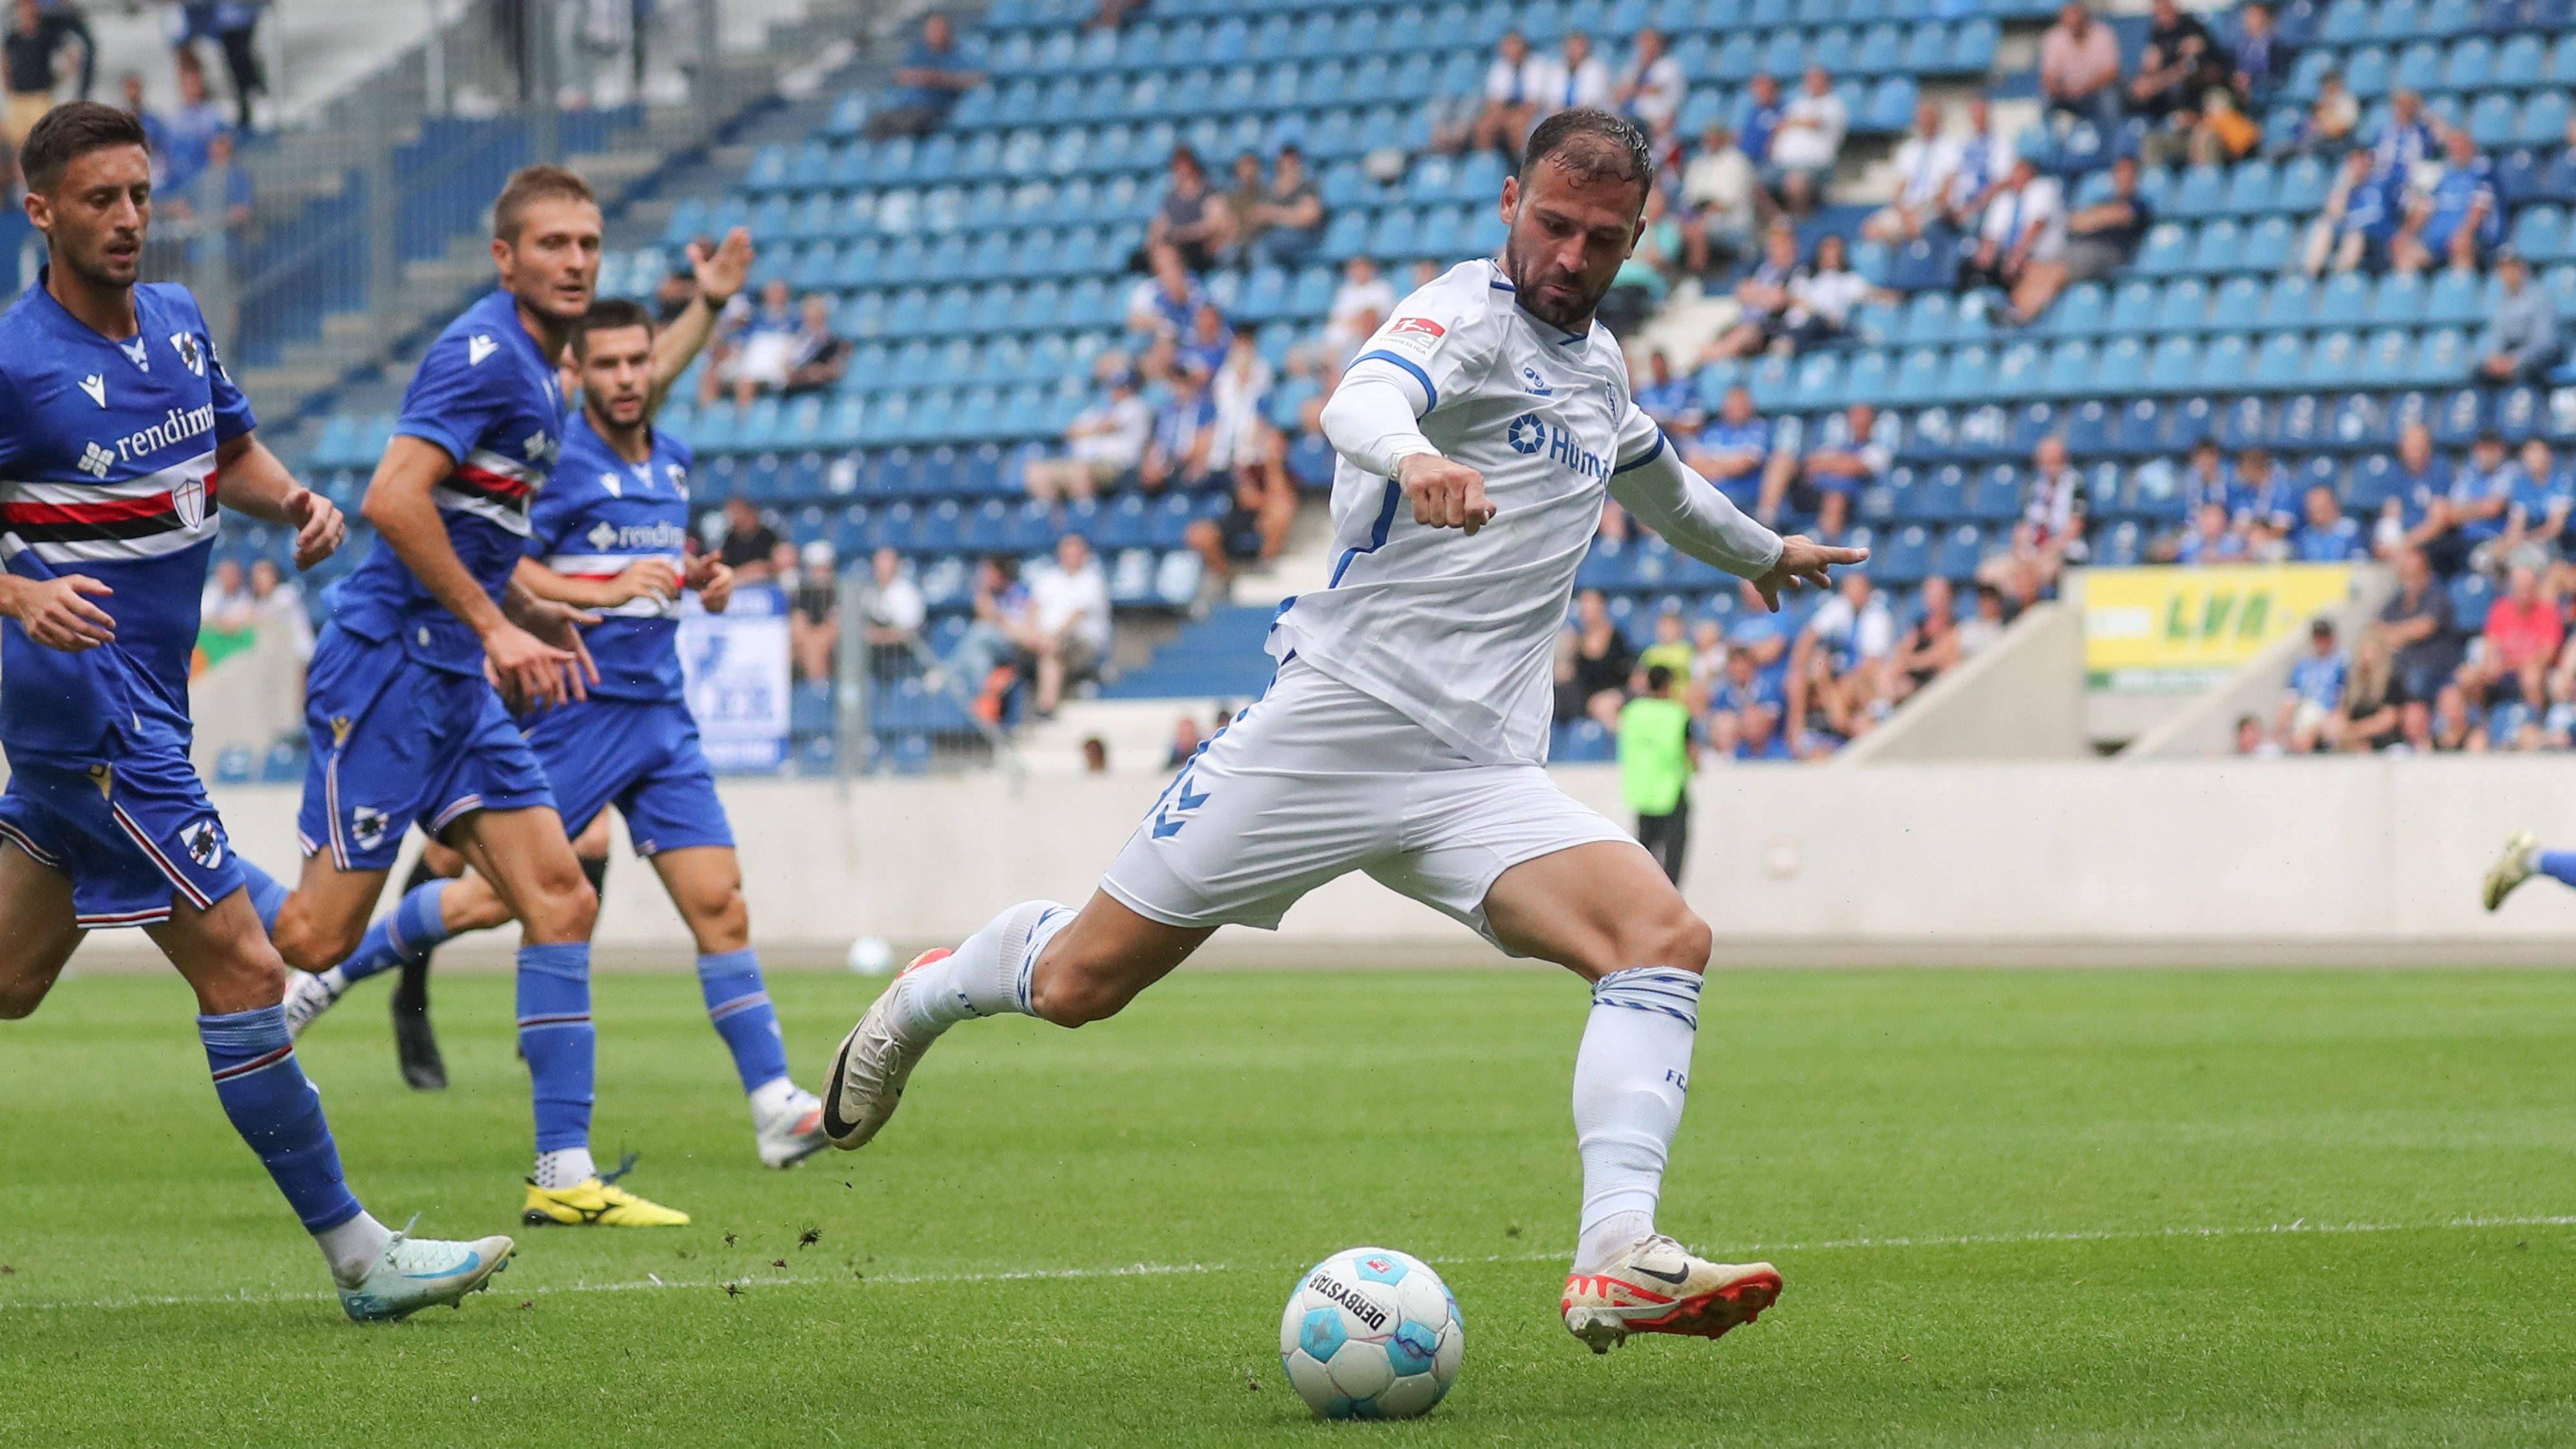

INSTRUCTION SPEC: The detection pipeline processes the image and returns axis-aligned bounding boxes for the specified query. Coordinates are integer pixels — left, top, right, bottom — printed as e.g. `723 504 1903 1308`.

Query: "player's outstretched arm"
1318 372 1497 534
363 435 582 706
213 433 346 569
1608 431 1866 611
647 227 752 415
497 571 601 711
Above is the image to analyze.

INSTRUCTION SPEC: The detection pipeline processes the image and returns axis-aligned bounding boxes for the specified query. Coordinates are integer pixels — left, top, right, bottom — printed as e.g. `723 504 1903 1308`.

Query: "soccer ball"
846 935 893 975
1277 1247 1463 1419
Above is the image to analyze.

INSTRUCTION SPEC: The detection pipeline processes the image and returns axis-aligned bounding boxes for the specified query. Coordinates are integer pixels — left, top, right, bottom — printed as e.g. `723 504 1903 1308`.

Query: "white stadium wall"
55 761 2576 972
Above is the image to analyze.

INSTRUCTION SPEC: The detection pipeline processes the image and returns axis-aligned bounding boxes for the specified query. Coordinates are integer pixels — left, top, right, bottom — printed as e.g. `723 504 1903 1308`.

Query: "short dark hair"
1521 107 1653 196
493 164 596 244
20 102 150 194
573 297 655 357
1646 664 1675 693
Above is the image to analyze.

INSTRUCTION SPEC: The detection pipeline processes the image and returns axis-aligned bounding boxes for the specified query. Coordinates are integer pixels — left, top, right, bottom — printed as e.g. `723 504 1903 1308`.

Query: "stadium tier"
248 0 2576 770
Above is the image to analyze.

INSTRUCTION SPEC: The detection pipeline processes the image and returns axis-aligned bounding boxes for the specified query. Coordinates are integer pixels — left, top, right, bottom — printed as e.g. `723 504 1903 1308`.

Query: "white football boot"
820 949 948 1150
753 1085 830 1169
281 969 343 1039
1560 1235 1782 1354
2484 829 2538 913
337 1226 516 1322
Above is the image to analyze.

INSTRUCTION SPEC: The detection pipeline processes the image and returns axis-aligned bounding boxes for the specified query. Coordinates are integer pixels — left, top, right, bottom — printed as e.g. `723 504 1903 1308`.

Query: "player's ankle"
1573 1211 1655 1274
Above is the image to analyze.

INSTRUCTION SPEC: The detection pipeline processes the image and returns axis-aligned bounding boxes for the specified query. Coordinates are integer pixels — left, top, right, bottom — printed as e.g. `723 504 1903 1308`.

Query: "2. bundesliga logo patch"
1378 316 1447 362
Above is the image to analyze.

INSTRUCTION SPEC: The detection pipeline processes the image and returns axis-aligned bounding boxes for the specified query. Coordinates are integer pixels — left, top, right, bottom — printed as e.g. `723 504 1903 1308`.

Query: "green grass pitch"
5 965 2575 1445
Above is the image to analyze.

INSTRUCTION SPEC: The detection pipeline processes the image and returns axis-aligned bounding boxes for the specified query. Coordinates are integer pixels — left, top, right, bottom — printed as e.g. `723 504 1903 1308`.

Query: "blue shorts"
523 696 734 858
0 743 245 929
297 624 555 871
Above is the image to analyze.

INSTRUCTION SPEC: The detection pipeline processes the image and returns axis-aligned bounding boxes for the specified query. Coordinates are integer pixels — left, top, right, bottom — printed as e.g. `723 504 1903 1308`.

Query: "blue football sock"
697 949 791 1094
2539 851 2576 889
337 880 451 986
515 943 594 1155
234 856 290 938
198 1005 364 1233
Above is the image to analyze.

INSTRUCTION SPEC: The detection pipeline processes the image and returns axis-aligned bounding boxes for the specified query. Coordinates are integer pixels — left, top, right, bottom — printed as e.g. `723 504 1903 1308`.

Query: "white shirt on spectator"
1618 52 1687 130
1770 89 1848 170
866 574 927 634
1070 392 1153 469
1807 592 1897 661
1789 267 1872 329
1326 274 1397 354
1210 354 1274 470
1682 145 1759 234
1889 133 1960 211
1544 55 1612 111
1484 53 1555 106
1032 558 1113 654
1982 176 2067 261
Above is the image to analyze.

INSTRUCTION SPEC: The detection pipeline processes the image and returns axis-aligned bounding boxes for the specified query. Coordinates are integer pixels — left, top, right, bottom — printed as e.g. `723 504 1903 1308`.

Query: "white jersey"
1270 260 1668 768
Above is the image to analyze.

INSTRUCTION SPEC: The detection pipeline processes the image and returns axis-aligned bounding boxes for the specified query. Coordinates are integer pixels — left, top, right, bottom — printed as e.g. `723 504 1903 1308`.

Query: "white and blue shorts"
1100 658 1629 949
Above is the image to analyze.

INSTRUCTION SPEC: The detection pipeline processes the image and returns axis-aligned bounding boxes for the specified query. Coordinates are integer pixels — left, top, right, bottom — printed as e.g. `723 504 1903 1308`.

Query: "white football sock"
533 1146 596 1190
1570 967 1703 1274
314 1211 393 1287
894 900 1070 1039
316 965 349 998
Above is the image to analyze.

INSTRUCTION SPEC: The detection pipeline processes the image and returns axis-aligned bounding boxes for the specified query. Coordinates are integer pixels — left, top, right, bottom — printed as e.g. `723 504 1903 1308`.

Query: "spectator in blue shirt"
2393 126 2500 274
1732 701 1798 762
1684 384 1773 507
1765 402 1889 524
2369 90 2436 185
2226 2 2290 107
2230 447 2298 544
1734 71 1784 166
1634 350 1700 434
160 55 226 194
2499 437 2573 570
2291 482 2366 562
2279 618 2349 751
1138 360 1218 495
2176 500 2252 564
2181 439 2231 518
2446 430 2517 558
867 12 983 138
2475 249 2563 386
2374 421 2452 560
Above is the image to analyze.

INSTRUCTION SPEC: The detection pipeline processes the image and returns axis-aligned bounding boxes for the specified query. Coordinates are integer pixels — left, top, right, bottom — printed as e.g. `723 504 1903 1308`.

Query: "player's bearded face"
1497 162 1645 332
579 325 655 430
500 197 604 324
35 145 153 290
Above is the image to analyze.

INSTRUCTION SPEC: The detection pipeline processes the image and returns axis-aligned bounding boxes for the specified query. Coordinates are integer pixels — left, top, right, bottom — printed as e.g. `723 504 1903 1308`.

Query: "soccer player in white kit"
822 109 1864 1352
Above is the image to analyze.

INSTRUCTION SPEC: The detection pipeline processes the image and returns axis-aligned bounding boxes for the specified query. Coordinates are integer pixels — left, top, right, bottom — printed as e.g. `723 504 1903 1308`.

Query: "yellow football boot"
521 1177 691 1227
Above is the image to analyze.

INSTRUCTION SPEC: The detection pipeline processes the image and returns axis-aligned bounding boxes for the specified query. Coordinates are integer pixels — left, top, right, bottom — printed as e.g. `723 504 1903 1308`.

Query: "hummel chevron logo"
77 374 106 408
1150 769 1213 838
468 334 498 366
76 442 115 479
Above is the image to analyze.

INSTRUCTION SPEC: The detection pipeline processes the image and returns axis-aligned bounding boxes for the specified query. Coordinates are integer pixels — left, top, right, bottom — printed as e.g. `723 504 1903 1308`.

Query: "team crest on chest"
171 332 206 377
170 469 209 531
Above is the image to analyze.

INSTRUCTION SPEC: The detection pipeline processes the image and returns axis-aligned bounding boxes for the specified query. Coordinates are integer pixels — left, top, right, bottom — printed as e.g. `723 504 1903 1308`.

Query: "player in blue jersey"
241 165 692 1226
0 102 515 1319
283 289 834 1171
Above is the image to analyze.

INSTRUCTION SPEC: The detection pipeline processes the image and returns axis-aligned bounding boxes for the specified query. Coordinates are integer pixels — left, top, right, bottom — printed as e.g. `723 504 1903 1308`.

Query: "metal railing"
834 569 1023 778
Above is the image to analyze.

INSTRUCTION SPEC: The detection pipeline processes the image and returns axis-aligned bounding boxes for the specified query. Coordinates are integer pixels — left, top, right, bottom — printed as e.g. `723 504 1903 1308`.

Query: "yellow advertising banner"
2083 564 2356 689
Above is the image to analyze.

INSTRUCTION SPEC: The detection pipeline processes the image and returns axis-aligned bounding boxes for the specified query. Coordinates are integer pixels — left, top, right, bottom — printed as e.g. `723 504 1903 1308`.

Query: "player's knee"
523 866 599 943
0 970 55 1019
1026 952 1128 1028
275 911 365 972
687 884 750 951
1660 909 1714 976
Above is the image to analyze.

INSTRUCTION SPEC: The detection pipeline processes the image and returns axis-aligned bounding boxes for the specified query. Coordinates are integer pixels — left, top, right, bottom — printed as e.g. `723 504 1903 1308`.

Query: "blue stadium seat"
2105 279 2161 334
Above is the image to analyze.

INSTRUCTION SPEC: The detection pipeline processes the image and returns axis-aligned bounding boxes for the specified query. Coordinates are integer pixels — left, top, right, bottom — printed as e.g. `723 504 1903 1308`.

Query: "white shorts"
1099 658 1632 949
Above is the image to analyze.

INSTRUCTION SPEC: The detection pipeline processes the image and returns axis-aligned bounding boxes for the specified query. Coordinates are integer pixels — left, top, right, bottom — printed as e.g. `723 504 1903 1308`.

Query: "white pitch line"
5 1215 2571 1316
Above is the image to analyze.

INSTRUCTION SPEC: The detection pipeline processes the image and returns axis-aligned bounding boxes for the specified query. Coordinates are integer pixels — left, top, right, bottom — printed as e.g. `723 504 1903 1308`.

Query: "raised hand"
1749 535 1870 612
1396 453 1497 536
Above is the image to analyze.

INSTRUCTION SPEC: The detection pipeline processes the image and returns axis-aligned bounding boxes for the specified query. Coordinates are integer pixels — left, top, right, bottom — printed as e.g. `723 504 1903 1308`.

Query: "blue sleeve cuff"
390 421 466 468
1350 350 1438 412
1611 430 1669 475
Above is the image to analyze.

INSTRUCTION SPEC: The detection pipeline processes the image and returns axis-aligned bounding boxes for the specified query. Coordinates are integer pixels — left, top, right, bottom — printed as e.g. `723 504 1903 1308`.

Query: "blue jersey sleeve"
190 293 257 442
526 474 578 556
394 328 514 466
0 366 23 481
